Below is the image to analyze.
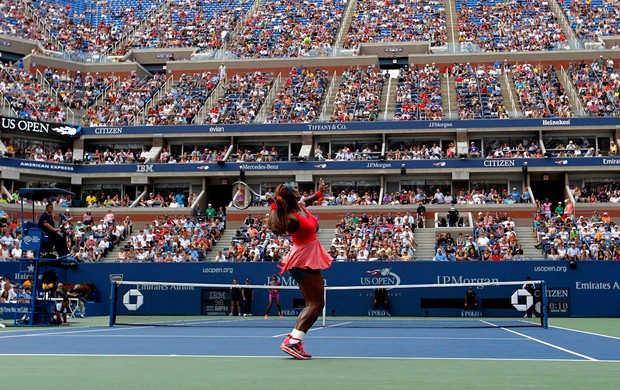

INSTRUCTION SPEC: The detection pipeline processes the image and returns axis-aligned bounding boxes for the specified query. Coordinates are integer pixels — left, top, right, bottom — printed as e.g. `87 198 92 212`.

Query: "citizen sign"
93 127 123 134
483 160 516 167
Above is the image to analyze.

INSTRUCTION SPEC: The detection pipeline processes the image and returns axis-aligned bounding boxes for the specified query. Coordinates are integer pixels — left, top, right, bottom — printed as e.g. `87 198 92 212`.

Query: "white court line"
0 353 617 363
29 334 528 341
0 326 153 339
272 321 352 337
549 325 620 341
499 326 598 361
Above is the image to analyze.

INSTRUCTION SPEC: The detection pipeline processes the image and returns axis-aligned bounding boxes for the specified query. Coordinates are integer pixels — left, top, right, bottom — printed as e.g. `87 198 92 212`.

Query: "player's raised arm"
301 178 328 206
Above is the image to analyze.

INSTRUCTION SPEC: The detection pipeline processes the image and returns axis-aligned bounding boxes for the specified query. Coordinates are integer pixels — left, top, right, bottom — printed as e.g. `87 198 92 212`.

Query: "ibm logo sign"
136 165 154 173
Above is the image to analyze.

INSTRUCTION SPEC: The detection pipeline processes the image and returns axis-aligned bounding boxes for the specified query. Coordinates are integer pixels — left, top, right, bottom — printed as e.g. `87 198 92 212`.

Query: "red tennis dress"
279 205 333 275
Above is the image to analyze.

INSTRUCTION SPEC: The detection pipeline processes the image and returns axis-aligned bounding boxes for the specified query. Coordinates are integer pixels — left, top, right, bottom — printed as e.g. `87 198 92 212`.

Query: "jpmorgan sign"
511 289 533 311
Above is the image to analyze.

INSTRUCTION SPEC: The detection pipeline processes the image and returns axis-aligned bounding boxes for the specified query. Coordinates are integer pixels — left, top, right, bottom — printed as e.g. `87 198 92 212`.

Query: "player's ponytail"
268 185 293 235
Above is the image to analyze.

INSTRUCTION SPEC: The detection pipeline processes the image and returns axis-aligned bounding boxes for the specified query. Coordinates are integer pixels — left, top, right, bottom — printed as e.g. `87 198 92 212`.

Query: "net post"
541 280 548 329
321 285 327 327
109 281 118 327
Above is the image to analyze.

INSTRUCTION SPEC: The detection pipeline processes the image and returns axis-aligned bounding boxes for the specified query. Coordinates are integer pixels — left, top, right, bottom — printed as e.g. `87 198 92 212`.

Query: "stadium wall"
1 261 619 318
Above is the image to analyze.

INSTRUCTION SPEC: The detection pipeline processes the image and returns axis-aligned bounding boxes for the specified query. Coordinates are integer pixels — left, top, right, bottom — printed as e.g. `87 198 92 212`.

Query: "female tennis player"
268 179 331 360
264 274 283 319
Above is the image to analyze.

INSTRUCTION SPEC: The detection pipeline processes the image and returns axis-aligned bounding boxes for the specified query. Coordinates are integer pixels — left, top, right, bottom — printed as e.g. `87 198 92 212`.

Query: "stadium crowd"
33 0 158 56
328 211 418 261
43 68 117 110
0 0 52 48
457 0 570 52
512 63 574 118
568 58 620 117
393 64 443 121
81 147 147 165
263 67 329 124
571 181 620 203
534 206 620 260
0 0 617 62
329 66 385 122
0 206 132 262
218 214 291 262
1 59 617 127
562 0 620 45
158 146 229 164
81 72 167 126
120 0 247 54
116 215 223 262
201 71 274 124
342 0 447 49
1 141 72 162
0 61 66 122
228 0 345 58
143 71 221 125
483 142 545 159
453 63 508 119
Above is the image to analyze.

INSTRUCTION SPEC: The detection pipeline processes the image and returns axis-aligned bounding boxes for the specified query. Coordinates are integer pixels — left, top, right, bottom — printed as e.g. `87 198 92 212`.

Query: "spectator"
0 282 16 303
205 204 217 218
52 298 71 326
67 284 86 318
433 247 449 261
447 205 460 227
373 285 389 314
464 287 478 310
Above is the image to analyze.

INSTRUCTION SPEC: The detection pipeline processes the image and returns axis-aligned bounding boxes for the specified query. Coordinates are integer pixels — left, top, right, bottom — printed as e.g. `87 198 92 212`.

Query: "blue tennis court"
2 320 619 361
2 318 620 389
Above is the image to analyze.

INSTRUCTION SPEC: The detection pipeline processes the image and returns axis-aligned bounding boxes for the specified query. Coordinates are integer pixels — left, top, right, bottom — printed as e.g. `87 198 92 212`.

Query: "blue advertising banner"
0 261 618 317
81 117 620 136
1 116 81 138
2 156 620 174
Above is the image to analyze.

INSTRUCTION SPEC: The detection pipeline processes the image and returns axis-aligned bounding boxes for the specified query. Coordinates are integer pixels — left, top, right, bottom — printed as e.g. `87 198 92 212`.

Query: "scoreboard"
201 288 230 315
546 288 571 316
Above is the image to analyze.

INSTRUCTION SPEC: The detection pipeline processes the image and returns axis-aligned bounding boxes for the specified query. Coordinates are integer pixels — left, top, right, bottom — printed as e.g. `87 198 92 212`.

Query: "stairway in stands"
514 226 543 260
318 228 336 251
207 228 239 261
334 0 358 48
412 228 437 260
441 74 457 119
380 77 396 121
501 72 521 118
103 235 131 262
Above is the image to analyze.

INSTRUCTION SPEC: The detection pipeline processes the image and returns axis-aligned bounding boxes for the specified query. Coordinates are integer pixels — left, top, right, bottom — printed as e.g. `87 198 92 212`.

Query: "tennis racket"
231 181 266 209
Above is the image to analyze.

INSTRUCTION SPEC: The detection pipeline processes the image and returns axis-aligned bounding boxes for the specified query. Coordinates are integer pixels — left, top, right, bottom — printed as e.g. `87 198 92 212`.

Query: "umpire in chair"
38 203 70 258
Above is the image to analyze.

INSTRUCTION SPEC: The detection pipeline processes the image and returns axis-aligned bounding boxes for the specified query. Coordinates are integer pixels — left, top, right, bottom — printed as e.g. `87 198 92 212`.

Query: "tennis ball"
303 37 311 45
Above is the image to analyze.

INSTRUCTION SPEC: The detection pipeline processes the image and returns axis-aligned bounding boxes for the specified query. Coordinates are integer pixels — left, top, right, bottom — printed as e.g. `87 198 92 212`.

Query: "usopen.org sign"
361 268 401 288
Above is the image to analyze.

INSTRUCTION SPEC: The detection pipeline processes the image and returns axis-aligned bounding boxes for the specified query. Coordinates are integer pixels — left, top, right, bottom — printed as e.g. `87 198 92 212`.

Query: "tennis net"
110 279 548 328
